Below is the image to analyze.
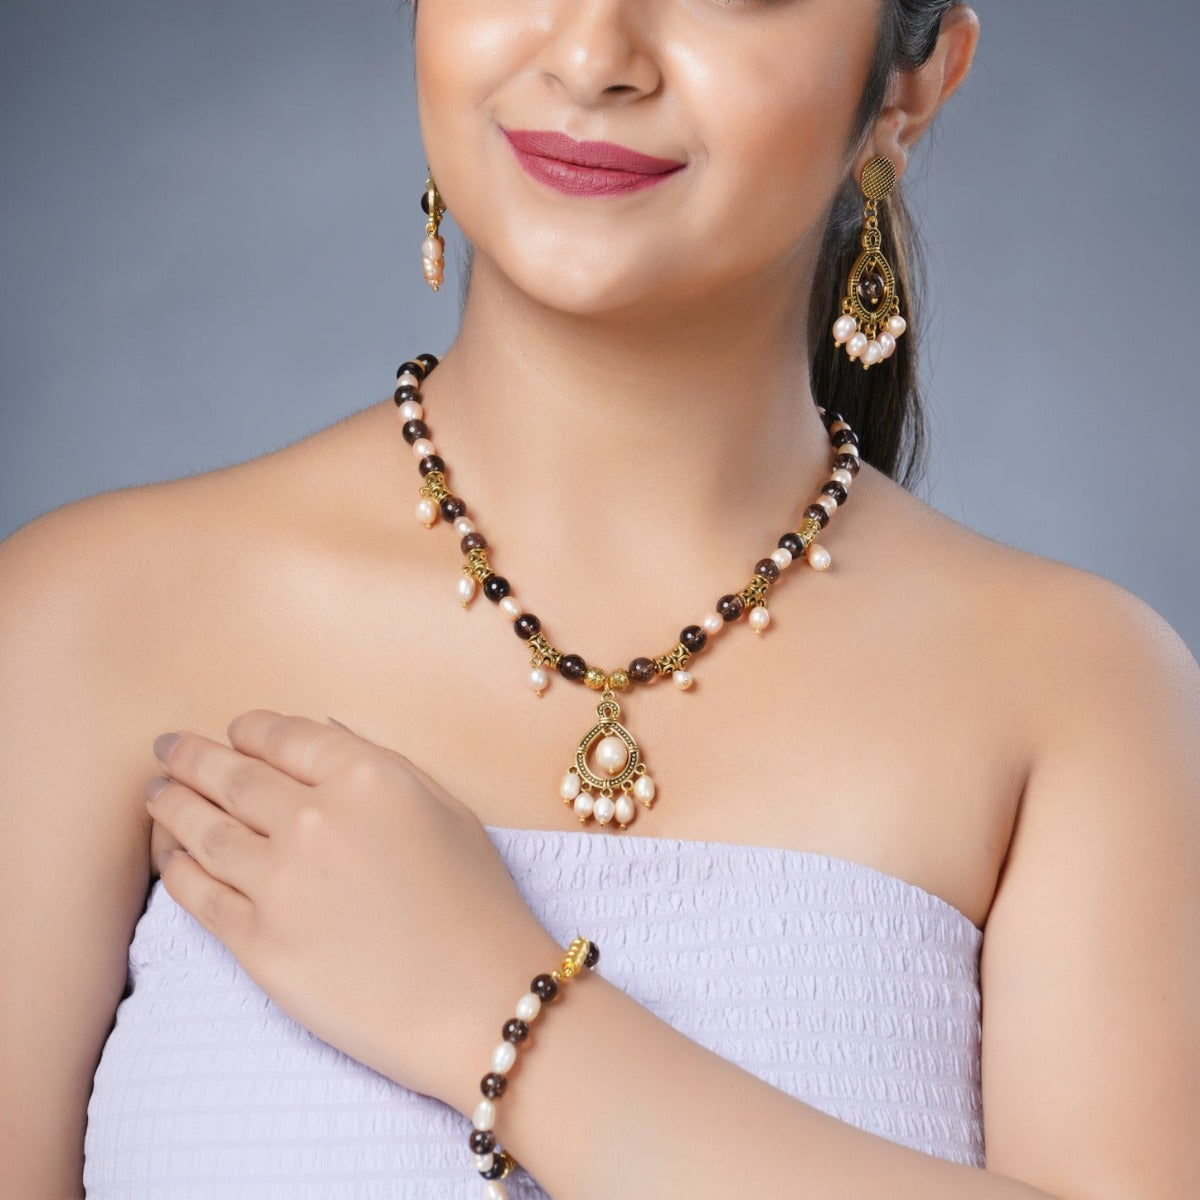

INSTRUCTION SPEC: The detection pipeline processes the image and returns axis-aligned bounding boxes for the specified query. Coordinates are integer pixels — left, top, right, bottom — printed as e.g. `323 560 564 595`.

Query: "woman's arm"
0 499 158 1198
433 572 1200 1200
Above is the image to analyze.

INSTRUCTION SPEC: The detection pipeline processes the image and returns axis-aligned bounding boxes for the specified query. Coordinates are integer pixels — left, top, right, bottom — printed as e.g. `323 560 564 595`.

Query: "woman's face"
413 0 882 317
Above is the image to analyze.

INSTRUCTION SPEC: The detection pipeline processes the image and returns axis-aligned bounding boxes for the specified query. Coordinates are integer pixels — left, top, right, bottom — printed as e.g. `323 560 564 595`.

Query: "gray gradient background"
2 2 1198 656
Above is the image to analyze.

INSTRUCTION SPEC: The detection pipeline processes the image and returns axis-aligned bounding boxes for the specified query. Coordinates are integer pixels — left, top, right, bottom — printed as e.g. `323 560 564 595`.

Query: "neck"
410 253 843 647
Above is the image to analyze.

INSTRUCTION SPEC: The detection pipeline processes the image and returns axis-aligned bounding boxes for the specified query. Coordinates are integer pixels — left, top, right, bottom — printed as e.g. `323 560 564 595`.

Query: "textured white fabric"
84 824 985 1197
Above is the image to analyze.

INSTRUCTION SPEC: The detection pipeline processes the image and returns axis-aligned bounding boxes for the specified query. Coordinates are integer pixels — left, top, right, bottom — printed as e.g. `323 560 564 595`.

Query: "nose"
537 0 663 108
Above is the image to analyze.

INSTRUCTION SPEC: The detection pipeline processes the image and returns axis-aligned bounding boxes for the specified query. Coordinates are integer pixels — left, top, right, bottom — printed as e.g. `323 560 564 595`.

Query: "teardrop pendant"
562 690 655 831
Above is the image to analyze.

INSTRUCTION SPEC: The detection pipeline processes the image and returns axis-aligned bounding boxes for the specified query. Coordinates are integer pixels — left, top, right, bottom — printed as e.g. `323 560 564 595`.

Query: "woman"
2 1 1197 1197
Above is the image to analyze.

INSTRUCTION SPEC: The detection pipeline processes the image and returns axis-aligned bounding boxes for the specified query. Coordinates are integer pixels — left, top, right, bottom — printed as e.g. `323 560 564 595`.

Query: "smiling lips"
501 127 687 197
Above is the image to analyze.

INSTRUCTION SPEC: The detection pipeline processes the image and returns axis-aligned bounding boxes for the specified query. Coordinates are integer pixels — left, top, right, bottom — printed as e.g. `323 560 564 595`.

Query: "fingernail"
144 774 171 802
326 716 353 732
153 731 181 761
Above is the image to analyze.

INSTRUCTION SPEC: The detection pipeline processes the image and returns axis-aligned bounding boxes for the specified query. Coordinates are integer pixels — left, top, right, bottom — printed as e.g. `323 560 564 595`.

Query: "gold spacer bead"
584 667 608 691
607 669 630 691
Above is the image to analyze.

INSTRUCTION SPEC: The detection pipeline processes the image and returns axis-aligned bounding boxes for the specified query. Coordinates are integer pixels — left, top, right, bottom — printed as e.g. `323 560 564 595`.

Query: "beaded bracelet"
467 936 601 1197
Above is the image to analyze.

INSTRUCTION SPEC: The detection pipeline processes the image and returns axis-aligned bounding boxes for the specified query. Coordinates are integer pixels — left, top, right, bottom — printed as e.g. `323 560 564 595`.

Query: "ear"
855 5 980 184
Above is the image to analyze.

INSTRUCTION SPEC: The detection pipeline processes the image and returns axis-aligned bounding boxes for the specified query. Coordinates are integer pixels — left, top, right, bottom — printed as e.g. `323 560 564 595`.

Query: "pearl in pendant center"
593 734 629 776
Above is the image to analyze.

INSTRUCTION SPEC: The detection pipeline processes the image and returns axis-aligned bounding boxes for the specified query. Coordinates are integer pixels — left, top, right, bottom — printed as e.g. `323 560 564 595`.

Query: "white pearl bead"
454 517 475 535
515 992 542 1022
633 773 655 802
421 235 444 259
886 314 907 338
530 667 549 694
878 332 896 359
560 771 581 800
422 258 441 278
499 596 521 620
771 547 792 570
458 575 476 605
748 605 771 633
862 340 884 366
701 612 724 636
396 372 421 390
484 1181 509 1200
416 498 438 526
594 735 628 775
473 1152 494 1172
815 494 837 514
573 791 595 820
806 542 832 571
831 468 854 488
672 669 693 689
491 1041 517 1073
592 795 616 825
614 794 636 826
398 399 423 421
839 440 860 458
412 438 435 457
846 332 868 359
473 1099 496 1130
832 315 858 344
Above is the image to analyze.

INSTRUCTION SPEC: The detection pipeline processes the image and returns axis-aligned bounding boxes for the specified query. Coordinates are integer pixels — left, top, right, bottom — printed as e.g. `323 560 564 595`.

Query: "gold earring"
832 155 907 370
420 167 447 292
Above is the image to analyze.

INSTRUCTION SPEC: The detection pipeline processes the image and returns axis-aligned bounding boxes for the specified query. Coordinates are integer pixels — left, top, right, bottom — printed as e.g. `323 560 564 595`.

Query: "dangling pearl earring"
831 155 907 369
420 167 447 292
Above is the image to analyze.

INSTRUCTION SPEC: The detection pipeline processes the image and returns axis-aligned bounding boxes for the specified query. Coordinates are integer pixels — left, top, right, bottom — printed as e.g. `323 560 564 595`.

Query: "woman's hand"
143 709 560 1108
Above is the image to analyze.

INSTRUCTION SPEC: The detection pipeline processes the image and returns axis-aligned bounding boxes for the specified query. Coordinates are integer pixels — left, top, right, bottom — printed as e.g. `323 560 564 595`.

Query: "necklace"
393 353 860 832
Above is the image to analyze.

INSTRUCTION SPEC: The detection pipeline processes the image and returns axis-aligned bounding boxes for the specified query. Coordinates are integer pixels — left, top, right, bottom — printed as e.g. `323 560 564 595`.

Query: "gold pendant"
559 689 656 830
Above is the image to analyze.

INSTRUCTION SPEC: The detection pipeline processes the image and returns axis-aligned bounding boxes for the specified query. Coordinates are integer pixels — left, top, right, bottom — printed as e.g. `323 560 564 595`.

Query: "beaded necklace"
393 353 861 832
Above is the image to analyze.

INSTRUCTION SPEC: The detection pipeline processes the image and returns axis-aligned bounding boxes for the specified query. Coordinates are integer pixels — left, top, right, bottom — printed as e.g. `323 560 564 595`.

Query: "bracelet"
466 935 601 1197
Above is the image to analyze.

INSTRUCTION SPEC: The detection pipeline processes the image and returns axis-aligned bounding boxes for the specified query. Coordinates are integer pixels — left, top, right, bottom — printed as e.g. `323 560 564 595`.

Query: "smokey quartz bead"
754 558 780 583
804 503 830 529
397 359 427 380
418 454 445 477
531 973 559 1001
834 452 860 477
514 613 540 639
559 654 587 681
584 941 600 968
414 352 439 374
393 385 419 406
461 531 487 553
469 1129 496 1155
779 532 806 558
821 481 848 506
440 496 466 521
502 1018 530 1044
401 418 429 446
680 624 707 653
481 1072 508 1099
628 657 656 684
716 594 745 622
483 575 511 602
831 428 859 449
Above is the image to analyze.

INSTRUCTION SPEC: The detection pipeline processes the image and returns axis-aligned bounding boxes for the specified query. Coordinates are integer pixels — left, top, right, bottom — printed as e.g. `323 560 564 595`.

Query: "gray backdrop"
3 2 1198 657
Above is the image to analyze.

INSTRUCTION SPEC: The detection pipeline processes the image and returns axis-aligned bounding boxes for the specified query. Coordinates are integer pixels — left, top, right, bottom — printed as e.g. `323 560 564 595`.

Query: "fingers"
146 775 268 897
155 729 288 831
225 709 351 786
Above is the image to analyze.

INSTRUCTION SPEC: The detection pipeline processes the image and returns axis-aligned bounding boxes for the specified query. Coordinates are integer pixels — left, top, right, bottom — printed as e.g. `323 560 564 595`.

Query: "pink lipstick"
501 127 686 197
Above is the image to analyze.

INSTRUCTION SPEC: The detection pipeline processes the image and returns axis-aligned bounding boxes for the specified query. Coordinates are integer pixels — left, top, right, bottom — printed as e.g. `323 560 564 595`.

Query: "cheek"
689 33 871 260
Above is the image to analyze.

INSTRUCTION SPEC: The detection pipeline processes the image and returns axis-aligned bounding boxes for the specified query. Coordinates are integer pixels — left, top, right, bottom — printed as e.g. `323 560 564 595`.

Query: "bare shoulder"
857 474 1200 1194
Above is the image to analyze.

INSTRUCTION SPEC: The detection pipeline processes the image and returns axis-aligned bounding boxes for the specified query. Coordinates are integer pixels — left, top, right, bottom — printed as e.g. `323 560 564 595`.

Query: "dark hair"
408 0 961 490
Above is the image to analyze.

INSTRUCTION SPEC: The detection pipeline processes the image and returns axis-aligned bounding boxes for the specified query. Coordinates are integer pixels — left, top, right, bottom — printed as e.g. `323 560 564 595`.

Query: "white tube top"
83 824 986 1197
